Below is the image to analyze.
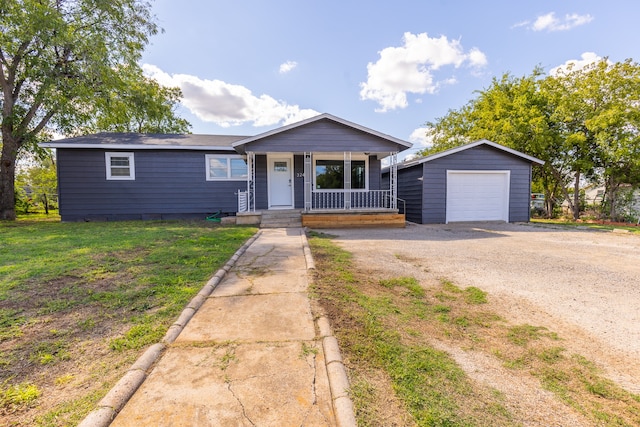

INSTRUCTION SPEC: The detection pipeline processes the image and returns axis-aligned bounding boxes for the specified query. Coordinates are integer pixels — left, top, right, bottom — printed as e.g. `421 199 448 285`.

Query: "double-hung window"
105 152 135 180
206 155 247 180
314 155 367 190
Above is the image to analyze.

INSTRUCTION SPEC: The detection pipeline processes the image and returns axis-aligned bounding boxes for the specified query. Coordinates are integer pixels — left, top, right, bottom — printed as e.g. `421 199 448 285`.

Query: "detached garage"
389 140 544 224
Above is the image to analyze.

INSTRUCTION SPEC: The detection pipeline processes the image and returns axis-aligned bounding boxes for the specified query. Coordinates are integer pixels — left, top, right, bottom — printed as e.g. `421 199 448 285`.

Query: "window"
206 155 247 180
106 152 135 180
314 156 367 190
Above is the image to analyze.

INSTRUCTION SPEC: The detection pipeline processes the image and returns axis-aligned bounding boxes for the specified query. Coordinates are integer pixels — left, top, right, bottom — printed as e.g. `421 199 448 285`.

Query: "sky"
140 0 640 159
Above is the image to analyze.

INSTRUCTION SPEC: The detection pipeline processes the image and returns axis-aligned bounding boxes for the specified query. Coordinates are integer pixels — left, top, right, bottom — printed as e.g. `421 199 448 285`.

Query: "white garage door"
446 171 510 223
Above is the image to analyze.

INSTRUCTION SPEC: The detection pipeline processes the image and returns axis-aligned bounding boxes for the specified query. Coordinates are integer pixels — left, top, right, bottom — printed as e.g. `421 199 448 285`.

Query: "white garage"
390 140 544 224
446 170 510 223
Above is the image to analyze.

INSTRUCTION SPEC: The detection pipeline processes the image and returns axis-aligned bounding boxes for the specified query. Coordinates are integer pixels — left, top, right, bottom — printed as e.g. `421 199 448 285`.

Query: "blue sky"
140 0 640 158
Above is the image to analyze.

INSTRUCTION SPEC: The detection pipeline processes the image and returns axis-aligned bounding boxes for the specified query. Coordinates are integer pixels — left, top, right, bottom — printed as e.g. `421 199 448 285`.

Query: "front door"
268 156 294 208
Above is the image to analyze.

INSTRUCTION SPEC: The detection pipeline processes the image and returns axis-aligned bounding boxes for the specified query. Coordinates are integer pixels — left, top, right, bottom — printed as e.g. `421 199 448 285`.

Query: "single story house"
41 113 412 227
385 139 544 224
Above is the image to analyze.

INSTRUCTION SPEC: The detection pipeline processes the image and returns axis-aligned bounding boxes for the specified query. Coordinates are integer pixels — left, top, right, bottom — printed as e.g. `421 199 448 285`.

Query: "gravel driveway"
324 222 640 394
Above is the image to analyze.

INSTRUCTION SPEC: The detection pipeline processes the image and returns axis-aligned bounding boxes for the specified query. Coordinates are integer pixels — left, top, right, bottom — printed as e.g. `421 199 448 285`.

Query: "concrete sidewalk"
89 228 354 427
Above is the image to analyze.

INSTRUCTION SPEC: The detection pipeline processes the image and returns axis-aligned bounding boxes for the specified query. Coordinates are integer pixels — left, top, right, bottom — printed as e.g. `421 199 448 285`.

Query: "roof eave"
400 140 544 168
39 143 236 151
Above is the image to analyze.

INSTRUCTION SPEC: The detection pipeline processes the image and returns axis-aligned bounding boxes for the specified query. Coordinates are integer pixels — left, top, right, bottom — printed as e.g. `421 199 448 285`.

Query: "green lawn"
0 220 256 426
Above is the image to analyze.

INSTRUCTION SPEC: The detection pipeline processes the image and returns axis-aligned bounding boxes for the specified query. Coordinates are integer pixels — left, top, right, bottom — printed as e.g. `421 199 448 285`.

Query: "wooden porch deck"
235 209 406 228
301 211 405 228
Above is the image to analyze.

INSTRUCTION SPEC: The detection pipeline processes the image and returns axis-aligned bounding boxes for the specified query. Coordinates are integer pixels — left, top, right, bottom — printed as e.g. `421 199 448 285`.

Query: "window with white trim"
206 155 248 180
105 152 135 180
314 155 368 190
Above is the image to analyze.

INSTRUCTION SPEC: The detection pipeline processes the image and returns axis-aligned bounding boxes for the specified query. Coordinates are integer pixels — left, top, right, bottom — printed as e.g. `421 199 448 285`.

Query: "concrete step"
260 210 303 228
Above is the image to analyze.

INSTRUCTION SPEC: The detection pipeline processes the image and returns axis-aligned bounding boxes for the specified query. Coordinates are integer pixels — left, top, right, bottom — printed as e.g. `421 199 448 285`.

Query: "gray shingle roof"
41 133 249 151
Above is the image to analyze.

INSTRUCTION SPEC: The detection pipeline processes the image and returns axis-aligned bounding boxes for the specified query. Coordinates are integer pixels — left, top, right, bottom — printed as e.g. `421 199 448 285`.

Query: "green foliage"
0 308 25 341
420 59 640 221
0 382 41 411
379 276 425 297
464 286 487 304
109 323 165 352
507 324 548 346
0 0 188 219
15 155 58 215
31 340 71 365
85 66 191 134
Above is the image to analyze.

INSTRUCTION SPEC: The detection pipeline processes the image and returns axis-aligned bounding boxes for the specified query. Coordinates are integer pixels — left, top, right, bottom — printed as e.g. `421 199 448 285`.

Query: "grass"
308 232 640 426
0 220 256 426
532 218 640 233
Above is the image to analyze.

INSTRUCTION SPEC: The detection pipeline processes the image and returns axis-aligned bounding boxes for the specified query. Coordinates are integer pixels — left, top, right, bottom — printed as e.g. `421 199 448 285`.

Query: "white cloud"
550 52 608 75
142 64 319 128
528 12 593 32
279 60 298 74
359 32 487 112
408 127 433 148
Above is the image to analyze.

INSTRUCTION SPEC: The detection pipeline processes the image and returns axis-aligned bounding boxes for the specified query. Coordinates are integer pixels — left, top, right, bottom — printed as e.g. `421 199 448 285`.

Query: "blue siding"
419 145 532 223
254 155 268 210
56 149 245 221
369 156 382 191
394 166 424 223
243 119 405 153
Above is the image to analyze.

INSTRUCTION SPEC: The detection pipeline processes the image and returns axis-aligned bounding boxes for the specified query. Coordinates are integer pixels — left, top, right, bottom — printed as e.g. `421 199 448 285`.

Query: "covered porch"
231 113 411 228
236 150 404 228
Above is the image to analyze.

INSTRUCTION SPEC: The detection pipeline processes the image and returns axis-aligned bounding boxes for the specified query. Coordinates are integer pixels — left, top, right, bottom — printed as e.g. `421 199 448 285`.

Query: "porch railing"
311 190 393 210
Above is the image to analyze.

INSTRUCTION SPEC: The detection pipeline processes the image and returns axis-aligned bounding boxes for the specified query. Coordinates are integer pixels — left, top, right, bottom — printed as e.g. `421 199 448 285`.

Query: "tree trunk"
573 170 581 220
0 131 18 220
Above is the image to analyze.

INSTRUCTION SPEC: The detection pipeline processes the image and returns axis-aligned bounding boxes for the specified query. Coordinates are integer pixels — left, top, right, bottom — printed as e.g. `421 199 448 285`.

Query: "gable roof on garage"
399 139 544 169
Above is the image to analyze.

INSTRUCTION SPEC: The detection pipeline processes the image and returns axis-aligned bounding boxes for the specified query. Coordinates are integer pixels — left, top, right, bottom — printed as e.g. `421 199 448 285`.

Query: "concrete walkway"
89 228 354 427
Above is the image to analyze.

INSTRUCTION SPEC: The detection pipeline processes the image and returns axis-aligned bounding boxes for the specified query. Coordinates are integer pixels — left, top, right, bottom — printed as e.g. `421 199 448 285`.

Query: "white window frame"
313 154 368 192
105 152 135 180
205 154 248 181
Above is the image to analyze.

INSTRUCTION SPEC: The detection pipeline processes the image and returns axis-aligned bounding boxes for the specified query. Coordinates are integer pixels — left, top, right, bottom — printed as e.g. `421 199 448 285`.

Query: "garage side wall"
388 165 424 223
422 145 532 223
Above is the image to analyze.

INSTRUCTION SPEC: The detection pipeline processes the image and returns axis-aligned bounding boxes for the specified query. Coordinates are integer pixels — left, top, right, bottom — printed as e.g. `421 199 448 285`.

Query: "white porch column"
344 151 351 210
247 151 255 212
389 152 398 210
304 152 312 211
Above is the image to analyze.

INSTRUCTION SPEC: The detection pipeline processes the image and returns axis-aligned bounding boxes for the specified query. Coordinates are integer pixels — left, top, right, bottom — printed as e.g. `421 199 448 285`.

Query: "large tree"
82 65 191 134
421 59 640 220
421 69 568 217
0 0 180 220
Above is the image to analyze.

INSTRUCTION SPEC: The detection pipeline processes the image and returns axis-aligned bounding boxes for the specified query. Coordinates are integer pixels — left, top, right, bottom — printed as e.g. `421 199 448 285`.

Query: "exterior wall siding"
393 165 424 223
254 155 268 210
56 149 245 221
243 120 404 153
368 156 382 191
419 145 532 223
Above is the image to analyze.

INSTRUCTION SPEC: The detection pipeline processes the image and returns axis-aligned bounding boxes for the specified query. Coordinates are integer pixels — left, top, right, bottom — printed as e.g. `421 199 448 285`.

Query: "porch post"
344 151 351 210
247 151 255 212
304 152 312 211
389 152 397 210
